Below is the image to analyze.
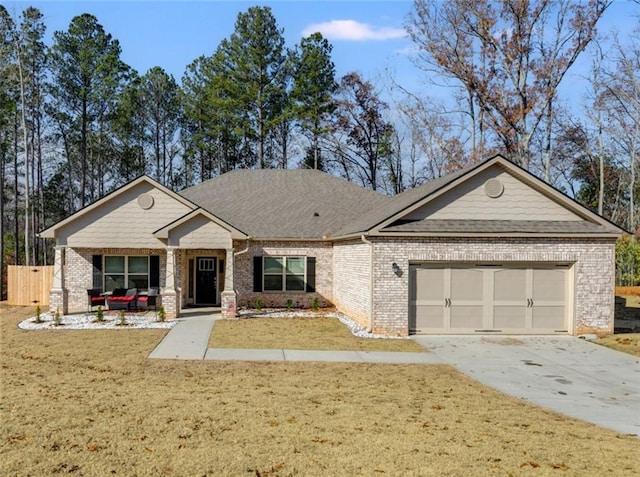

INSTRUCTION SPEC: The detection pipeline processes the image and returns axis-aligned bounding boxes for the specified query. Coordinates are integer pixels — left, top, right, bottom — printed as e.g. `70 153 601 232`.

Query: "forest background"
1 0 639 299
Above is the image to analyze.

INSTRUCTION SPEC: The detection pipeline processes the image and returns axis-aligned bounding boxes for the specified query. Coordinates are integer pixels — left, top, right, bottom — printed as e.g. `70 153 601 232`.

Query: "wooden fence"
7 265 54 306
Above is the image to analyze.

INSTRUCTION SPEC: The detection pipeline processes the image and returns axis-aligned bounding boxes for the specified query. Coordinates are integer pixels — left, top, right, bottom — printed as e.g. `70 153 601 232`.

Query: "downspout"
234 237 251 258
231 237 251 293
361 234 374 332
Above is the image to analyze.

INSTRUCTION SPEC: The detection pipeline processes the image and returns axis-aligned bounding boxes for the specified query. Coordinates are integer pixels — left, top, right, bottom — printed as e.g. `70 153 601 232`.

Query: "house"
40 155 623 336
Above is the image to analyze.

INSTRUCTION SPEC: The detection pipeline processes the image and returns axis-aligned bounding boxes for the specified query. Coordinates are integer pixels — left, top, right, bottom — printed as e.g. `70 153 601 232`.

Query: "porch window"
104 256 149 291
263 256 305 292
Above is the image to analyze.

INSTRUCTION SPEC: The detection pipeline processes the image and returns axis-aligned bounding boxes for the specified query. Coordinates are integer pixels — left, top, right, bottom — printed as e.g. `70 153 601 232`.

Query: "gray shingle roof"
381 219 614 234
178 157 621 239
334 166 471 236
178 169 389 239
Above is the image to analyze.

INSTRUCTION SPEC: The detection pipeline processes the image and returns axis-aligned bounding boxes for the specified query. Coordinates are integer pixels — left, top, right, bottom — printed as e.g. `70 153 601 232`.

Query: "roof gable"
402 165 581 222
154 208 247 244
371 156 623 237
39 176 198 246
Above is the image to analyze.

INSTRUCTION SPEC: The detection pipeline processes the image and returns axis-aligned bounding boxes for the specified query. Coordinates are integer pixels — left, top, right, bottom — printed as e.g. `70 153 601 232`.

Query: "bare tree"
406 0 610 168
606 33 640 231
326 72 395 191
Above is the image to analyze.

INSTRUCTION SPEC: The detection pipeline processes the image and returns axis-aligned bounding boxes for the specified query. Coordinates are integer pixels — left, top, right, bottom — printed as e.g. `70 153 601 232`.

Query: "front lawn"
208 316 426 352
1 305 638 476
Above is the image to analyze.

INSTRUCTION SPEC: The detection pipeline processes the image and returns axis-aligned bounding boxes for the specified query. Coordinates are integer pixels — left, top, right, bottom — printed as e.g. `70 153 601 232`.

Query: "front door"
195 257 217 305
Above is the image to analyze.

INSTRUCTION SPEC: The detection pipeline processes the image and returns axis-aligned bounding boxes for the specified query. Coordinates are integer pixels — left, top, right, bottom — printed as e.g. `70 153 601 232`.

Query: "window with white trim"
104 256 149 291
263 256 305 292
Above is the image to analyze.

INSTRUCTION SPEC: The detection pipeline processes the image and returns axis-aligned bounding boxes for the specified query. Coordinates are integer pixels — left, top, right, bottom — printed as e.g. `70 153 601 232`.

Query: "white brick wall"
369 237 616 336
55 236 616 338
233 241 333 309
332 239 371 329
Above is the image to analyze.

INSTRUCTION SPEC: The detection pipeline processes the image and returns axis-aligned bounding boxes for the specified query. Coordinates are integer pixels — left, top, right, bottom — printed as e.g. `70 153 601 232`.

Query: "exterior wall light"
392 262 402 276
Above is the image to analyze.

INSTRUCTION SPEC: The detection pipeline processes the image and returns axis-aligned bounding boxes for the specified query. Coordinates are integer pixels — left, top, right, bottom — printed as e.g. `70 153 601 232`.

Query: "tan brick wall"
332 239 372 329
62 247 167 314
370 237 616 336
233 241 333 309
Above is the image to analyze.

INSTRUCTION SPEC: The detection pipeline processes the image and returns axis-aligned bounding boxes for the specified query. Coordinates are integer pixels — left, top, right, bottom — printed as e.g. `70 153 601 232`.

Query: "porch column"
49 246 67 315
163 246 178 319
221 247 237 318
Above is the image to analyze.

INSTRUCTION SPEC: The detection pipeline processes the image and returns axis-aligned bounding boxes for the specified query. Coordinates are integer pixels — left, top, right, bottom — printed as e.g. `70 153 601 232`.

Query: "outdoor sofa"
107 288 138 311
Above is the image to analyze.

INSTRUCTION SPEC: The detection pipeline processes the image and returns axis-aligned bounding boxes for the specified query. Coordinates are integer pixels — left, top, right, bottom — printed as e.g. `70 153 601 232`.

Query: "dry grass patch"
209 316 427 352
2 305 639 476
621 295 640 308
595 333 640 357
616 286 640 297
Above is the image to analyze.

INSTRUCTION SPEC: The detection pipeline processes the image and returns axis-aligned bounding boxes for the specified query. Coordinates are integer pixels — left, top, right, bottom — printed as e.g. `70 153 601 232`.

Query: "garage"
409 264 570 334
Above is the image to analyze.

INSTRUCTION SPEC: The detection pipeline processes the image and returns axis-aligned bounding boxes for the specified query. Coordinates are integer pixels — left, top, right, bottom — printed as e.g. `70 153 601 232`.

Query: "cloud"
302 20 407 41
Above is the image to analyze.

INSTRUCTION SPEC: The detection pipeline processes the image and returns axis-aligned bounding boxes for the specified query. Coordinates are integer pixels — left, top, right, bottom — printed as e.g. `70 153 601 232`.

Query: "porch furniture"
107 288 138 311
137 288 158 310
87 288 105 311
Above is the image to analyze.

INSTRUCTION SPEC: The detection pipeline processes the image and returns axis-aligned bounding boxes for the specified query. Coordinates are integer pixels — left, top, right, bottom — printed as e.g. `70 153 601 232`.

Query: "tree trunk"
81 94 87 207
16 37 30 266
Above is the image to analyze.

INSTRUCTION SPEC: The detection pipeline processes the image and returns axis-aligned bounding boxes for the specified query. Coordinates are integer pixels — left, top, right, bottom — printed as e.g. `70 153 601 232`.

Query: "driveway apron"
411 335 640 436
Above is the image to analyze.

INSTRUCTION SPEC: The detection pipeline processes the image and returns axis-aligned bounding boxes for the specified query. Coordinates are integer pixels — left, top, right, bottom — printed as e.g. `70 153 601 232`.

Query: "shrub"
255 298 263 311
95 306 104 322
311 297 320 311
118 309 127 326
157 306 166 322
34 305 42 323
286 299 293 311
53 309 61 327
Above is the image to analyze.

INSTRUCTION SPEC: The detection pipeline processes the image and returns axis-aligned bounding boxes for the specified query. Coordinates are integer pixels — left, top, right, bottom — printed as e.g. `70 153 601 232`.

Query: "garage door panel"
532 306 565 329
533 269 565 301
451 268 483 300
494 269 526 300
494 306 527 328
450 306 483 328
414 305 445 329
413 267 444 301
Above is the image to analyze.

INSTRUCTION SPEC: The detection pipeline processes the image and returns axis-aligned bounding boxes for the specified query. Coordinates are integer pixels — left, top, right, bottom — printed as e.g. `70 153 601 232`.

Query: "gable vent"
137 193 154 209
484 178 504 198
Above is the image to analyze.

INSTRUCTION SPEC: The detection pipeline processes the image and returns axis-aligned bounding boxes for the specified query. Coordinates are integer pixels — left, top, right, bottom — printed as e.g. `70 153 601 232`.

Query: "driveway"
411 335 640 436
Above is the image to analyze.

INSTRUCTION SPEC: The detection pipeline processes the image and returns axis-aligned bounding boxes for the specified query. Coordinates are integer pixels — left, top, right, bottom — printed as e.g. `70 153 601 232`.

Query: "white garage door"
409 265 569 334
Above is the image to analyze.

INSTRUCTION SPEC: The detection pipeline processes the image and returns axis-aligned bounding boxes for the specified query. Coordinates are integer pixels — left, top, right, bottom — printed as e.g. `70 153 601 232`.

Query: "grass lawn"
2 306 639 476
595 333 640 357
209 316 426 352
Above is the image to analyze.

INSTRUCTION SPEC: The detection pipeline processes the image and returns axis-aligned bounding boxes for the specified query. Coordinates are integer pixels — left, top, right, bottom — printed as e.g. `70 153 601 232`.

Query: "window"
104 256 149 291
263 256 306 292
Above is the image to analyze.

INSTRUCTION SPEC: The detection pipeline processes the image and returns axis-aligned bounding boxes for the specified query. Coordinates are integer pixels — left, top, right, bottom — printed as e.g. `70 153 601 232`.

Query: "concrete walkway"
149 314 640 436
148 313 436 364
148 314 215 360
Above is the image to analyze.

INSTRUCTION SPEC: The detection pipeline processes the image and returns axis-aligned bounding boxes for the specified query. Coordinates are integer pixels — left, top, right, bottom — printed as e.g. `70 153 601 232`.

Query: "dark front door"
196 257 217 305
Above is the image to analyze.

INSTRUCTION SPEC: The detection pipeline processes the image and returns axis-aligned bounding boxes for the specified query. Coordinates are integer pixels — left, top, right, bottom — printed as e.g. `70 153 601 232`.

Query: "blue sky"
4 1 640 105
5 1 414 83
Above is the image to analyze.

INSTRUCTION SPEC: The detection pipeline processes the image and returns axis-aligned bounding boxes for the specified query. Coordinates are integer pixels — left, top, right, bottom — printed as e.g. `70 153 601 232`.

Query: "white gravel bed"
237 308 408 339
18 312 176 330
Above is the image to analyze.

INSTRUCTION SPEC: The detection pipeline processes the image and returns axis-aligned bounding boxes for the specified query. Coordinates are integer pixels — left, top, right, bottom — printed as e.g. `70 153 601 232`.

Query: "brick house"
40 155 623 336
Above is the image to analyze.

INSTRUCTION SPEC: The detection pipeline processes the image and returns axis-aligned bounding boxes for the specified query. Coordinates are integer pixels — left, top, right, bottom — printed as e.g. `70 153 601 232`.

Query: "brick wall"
233 241 333 309
370 237 616 336
61 247 167 314
332 239 372 329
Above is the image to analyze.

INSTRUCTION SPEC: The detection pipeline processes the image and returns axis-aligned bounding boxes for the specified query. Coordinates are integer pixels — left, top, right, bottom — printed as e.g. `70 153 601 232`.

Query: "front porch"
49 245 238 320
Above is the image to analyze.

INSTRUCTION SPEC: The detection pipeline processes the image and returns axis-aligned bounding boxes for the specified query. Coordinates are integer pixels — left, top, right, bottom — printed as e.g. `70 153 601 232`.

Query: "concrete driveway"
411 335 640 436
